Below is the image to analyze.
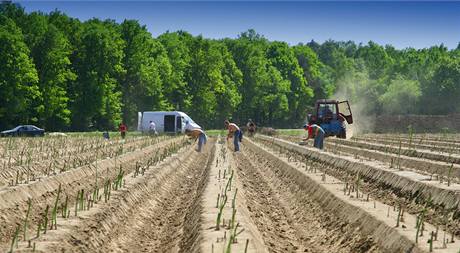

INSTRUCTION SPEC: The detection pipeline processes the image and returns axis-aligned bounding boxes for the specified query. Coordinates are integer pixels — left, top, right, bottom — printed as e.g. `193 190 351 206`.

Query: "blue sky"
16 1 460 49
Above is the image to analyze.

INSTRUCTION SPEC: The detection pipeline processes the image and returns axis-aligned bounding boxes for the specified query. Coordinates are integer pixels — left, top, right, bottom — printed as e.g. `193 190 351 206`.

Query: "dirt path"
106 143 214 253
199 139 268 253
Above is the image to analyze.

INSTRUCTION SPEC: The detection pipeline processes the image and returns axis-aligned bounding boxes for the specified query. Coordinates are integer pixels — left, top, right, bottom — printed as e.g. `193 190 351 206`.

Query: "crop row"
254 135 460 239
0 136 188 251
0 135 171 187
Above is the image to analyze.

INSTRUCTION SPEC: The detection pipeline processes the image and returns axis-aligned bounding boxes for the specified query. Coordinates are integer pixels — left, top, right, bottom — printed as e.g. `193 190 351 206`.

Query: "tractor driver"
303 123 325 150
320 105 334 122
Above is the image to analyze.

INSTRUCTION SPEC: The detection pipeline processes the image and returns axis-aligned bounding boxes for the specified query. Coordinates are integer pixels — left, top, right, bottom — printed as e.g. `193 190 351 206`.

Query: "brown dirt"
249 137 460 252
199 139 268 253
4 133 460 253
259 135 460 239
13 139 213 253
0 136 186 251
234 142 382 253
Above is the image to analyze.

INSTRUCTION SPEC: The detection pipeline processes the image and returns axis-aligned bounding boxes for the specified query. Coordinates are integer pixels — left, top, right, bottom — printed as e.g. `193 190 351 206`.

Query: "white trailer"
137 111 201 134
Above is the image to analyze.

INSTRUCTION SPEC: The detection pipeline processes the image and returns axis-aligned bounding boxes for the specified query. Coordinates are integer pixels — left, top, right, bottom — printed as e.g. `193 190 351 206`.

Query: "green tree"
355 41 394 80
70 20 125 130
119 20 170 127
255 66 290 125
19 12 76 130
0 16 40 129
267 41 313 124
35 25 75 130
213 42 242 126
379 77 421 114
293 44 333 100
422 58 460 114
158 31 192 111
225 30 270 124
184 37 241 127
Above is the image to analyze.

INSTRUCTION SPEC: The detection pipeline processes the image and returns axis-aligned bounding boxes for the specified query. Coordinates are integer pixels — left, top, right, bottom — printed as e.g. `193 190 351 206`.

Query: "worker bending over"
185 128 207 152
303 124 325 150
225 120 242 152
247 119 256 137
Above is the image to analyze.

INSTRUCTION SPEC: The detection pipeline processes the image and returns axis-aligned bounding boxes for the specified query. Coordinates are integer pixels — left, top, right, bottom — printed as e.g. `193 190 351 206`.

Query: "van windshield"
183 115 201 129
183 115 196 125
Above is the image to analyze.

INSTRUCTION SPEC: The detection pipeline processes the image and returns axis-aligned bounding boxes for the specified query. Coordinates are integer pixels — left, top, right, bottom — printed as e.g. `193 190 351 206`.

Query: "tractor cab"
307 99 353 139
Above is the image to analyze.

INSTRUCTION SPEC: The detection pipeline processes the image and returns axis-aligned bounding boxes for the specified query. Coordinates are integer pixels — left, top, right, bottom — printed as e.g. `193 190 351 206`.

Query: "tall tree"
422 57 460 114
214 43 242 126
158 31 192 111
19 13 76 130
267 41 313 125
225 30 270 124
70 20 125 130
0 16 40 129
293 44 334 101
119 20 170 127
379 76 421 114
36 25 75 130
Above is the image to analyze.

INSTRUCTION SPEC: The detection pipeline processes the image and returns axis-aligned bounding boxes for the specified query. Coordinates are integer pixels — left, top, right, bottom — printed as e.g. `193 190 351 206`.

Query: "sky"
14 1 460 49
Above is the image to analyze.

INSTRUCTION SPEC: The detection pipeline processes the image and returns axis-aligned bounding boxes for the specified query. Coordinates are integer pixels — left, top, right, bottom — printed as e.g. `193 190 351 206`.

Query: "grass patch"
276 129 304 136
206 129 226 137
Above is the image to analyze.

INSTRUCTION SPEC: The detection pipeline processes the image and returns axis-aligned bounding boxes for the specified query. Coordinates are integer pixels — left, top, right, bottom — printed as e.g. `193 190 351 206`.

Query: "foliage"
379 77 421 114
0 15 40 129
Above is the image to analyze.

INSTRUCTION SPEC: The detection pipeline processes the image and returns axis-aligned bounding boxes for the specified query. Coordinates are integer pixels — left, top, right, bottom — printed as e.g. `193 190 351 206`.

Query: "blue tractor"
307 99 353 139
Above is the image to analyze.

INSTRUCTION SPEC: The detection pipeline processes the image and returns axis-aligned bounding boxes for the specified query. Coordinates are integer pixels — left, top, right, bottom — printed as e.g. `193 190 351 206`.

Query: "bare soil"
3 133 460 253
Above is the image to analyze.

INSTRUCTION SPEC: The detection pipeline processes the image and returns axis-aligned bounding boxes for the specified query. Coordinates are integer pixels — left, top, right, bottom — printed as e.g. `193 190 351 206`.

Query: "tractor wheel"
337 127 346 139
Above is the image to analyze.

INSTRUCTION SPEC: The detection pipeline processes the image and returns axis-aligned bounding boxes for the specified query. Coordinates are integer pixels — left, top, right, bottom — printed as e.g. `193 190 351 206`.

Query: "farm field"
1 133 459 253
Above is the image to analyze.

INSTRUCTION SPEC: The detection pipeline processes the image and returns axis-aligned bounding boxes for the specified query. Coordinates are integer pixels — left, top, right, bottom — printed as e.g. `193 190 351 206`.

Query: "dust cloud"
332 75 376 137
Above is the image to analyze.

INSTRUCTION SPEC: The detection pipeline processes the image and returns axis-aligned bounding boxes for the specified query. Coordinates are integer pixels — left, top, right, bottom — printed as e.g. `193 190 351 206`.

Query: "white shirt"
149 122 156 130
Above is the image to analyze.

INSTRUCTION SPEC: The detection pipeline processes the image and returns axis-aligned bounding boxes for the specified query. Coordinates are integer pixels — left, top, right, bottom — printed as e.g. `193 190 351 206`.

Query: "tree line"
1 3 459 131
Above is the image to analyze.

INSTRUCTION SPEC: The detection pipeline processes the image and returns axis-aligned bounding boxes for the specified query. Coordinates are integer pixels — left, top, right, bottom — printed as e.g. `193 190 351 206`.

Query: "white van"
137 111 201 134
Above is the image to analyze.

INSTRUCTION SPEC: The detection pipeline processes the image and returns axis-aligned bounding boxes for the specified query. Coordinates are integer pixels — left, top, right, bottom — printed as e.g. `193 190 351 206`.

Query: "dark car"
1 125 45 137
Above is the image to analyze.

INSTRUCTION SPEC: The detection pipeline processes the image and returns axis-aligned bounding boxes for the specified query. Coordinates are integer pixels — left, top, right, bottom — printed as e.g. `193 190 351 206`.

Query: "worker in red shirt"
303 123 325 150
119 122 127 139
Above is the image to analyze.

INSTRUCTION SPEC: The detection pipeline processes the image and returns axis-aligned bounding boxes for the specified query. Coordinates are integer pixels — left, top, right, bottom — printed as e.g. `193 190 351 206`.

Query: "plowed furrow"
102 142 214 252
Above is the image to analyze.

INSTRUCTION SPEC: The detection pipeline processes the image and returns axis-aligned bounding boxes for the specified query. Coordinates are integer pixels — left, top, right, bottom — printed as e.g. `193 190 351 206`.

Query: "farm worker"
225 120 242 152
247 119 256 137
185 128 207 152
148 121 157 135
303 124 325 150
119 122 127 139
